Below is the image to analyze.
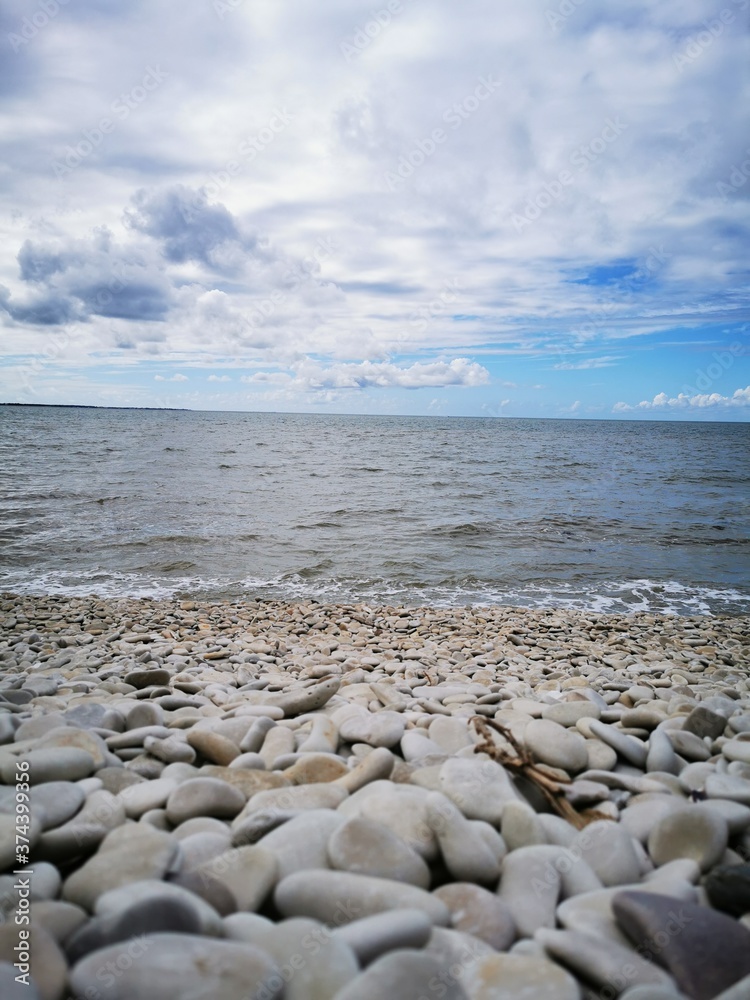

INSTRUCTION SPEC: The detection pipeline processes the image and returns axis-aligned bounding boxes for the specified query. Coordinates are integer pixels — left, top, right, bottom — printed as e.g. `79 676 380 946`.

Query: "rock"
0 961 41 1000
69 932 282 1000
297 715 339 753
613 890 750 1000
0 748 95 784
272 677 340 717
253 809 344 876
283 753 349 785
334 909 433 965
500 800 547 851
29 781 86 830
175 831 231 871
255 917 359 999
31 900 88 944
647 728 681 774
585 738 619 770
186 730 240 765
541 702 601 726
569 820 642 887
336 706 405 748
537 926 676 993
723 740 750 766
588 719 648 767
337 780 438 860
36 727 110 769
683 706 727 740
328 816 431 887
434 882 516 950
706 773 750 805
36 789 127 862
425 791 505 884
166 778 245 824
192 845 277 911
439 758 519 824
222 911 274 943
648 805 729 872
143 735 196 764
620 797 688 844
669 730 711 762
333 747 395 793
523 719 589 773
117 777 177 818
232 783 347 835
124 668 171 688
62 824 179 910
459 952 581 999
275 870 450 925
429 717 473 753
95 879 224 936
332 949 467 1000
497 845 602 937
705 864 750 918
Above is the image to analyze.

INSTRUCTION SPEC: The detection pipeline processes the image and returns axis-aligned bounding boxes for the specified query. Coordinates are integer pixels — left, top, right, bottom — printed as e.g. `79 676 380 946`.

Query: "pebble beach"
1 593 750 999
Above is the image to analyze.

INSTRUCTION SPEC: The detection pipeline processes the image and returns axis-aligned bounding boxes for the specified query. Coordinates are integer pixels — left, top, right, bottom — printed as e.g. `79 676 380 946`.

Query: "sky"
1 0 749 420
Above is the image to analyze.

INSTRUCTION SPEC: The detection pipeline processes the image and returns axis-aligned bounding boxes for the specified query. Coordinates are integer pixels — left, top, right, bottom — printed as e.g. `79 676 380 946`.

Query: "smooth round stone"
233 784 346 833
175 832 232 871
1 748 95 785
14 714 69 741
434 882 516 950
683 706 727 740
62 824 179 911
36 789 127 862
36 727 111 769
542 702 601 727
297 715 339 754
337 708 406 749
328 816 431 888
240 717 277 754
28 861 62 901
669 730 711 762
400 731 446 762
94 879 224 936
648 805 729 872
124 668 171 688
332 949 466 1000
585 738 618 771
144 735 196 765
334 909 433 965
0 962 40 1000
589 720 648 767
334 747 395 793
256 917 359 999
117 777 177 818
275 870 450 925
283 754 349 785
337 781 438 859
192 845 277 911
172 816 231 839
622 707 668 730
613 890 750 1000
701 799 750 835
65 895 204 964
425 792 505 885
679 762 715 793
523 719 588 773
255 809 345 878
200 764 289 798
186 730 240 766
69 933 282 1000
439 758 519 824
228 752 267 770
620 798 688 844
166 778 245 824
29 781 86 831
429 717 473 753
0 924 67 1000
646 729 681 775
570 820 642 886
705 864 750 918
222 912 275 943
30 900 88 944
500 801 547 851
460 952 580 1000
96 767 145 795
125 701 164 729
706 773 750 805
723 740 750 766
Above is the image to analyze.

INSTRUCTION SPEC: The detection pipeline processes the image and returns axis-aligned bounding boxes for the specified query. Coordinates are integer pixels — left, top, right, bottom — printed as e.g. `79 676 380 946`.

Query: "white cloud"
245 357 489 391
615 385 750 412
207 374 231 382
154 373 188 382
553 356 624 370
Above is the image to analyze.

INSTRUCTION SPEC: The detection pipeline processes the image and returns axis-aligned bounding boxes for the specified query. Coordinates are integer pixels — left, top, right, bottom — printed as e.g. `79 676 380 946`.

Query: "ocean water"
1 405 748 615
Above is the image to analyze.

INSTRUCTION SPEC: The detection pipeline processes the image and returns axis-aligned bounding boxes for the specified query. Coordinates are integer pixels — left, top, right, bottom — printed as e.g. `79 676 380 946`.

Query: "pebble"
1 747 95 784
275 870 450 924
459 952 581 999
613 889 750 1000
336 705 406 748
705 863 750 917
255 809 344 877
434 882 516 950
648 805 729 872
425 791 505 884
328 816 431 887
69 933 282 1000
255 917 359 999
524 718 589 772
588 719 648 767
0 923 67 1000
94 879 224 936
193 844 277 911
332 949 467 1000
166 777 245 824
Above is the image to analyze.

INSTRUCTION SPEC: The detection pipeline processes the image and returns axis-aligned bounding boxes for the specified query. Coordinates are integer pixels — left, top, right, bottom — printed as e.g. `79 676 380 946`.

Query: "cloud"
614 385 750 411
553 356 625 370
246 358 489 391
154 373 188 382
207 374 231 382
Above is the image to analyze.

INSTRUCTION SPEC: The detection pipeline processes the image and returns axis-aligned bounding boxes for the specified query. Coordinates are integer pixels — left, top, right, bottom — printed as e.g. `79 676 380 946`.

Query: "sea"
1 405 748 616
